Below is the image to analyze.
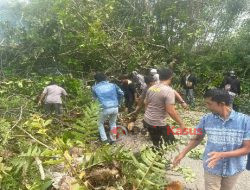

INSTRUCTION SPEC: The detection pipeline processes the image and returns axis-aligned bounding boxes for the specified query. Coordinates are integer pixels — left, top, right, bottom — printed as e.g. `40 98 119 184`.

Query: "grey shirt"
144 84 175 126
42 85 67 104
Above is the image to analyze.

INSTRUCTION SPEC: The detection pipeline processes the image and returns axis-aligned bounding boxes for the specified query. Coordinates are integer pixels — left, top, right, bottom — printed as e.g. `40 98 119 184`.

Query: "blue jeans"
98 107 118 141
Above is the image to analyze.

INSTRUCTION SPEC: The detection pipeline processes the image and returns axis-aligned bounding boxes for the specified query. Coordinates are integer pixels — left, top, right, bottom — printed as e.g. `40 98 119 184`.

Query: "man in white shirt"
38 81 67 115
150 69 160 84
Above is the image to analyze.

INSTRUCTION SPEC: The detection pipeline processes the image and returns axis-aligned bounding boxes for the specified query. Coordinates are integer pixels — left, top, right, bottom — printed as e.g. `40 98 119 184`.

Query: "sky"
0 0 28 10
0 0 28 37
0 0 28 20
0 0 28 5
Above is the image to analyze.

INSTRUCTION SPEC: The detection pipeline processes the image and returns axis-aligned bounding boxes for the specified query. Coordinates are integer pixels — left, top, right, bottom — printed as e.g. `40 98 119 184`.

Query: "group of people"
91 68 192 144
91 68 249 190
37 68 248 190
118 68 196 115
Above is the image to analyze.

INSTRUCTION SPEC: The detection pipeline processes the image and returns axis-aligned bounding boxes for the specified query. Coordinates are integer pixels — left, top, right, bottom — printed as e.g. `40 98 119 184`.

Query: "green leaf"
44 119 52 127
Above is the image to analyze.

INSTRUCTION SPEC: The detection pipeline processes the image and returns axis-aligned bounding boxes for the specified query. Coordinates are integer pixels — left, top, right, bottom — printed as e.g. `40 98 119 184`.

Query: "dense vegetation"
0 0 249 189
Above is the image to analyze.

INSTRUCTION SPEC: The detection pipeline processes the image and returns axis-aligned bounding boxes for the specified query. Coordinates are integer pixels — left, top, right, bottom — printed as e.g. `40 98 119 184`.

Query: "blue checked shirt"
196 110 250 176
92 81 124 109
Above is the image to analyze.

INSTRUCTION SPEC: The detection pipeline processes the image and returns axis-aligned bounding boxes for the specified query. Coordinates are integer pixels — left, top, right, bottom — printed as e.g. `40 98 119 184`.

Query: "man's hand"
128 110 137 116
173 153 185 168
135 97 139 104
166 104 186 130
181 102 188 109
206 152 224 168
38 93 46 106
38 100 42 106
179 123 186 130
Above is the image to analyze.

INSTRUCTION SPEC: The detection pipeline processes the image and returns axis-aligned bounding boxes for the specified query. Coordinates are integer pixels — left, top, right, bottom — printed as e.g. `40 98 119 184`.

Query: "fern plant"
11 145 42 174
84 145 128 169
125 146 168 190
84 144 177 189
64 102 99 143
0 157 12 185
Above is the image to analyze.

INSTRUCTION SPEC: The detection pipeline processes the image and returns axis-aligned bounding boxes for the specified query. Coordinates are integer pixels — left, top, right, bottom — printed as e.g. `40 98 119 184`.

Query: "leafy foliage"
65 102 99 143
187 148 204 160
0 157 12 185
12 145 42 174
129 147 167 189
0 0 250 189
0 0 249 83
0 119 12 147
175 167 196 183
24 114 52 136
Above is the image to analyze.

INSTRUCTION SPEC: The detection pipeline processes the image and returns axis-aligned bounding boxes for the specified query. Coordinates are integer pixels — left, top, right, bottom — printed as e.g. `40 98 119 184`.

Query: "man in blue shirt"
92 72 124 144
173 89 250 190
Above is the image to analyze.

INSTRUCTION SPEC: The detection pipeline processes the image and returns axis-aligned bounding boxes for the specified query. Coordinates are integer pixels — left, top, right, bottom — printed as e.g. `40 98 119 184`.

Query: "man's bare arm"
166 104 185 128
223 140 250 158
207 140 250 168
174 90 184 103
180 135 204 156
173 135 205 166
174 90 188 108
131 95 144 114
38 93 46 105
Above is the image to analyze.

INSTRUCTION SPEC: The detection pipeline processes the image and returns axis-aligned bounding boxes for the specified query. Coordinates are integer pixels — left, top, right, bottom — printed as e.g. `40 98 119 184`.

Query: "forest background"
0 0 249 189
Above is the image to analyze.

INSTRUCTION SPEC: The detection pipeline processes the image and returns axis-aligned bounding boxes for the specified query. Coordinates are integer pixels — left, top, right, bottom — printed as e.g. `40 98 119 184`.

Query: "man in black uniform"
120 75 137 113
181 69 197 107
220 70 240 111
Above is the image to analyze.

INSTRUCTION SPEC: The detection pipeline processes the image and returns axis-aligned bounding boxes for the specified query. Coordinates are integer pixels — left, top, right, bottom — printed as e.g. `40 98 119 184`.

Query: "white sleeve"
42 87 48 94
61 88 67 96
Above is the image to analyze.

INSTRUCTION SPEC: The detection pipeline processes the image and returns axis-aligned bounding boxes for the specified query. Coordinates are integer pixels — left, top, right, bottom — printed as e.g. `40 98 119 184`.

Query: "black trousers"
125 98 134 113
246 153 250 170
45 103 62 115
143 120 176 147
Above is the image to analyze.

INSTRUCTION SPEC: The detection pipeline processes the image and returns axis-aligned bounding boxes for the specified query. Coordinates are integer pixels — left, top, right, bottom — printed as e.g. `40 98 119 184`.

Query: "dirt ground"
116 109 250 190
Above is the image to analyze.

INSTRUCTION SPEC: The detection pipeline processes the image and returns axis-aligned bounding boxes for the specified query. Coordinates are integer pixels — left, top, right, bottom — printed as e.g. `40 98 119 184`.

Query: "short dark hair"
94 72 106 82
158 68 173 81
204 88 231 106
144 75 154 85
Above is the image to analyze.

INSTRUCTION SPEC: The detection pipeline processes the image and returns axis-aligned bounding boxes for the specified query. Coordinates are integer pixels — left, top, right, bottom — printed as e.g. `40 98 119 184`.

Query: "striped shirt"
196 111 250 176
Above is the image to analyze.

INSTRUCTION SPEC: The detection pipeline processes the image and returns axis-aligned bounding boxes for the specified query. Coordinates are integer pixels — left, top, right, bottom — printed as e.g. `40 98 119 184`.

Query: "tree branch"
145 41 169 52
100 43 122 65
17 125 53 150
11 106 23 130
35 156 45 180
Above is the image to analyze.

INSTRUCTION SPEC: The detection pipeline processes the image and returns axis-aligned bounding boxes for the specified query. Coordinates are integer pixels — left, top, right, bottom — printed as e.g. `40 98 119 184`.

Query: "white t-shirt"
153 74 160 84
42 85 67 104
